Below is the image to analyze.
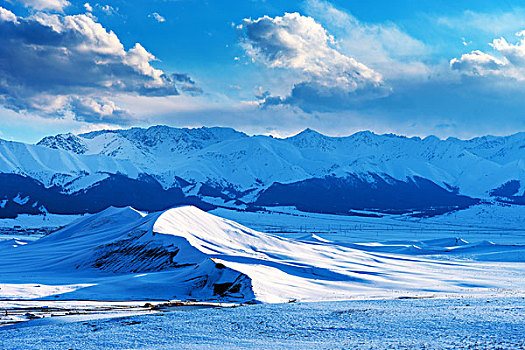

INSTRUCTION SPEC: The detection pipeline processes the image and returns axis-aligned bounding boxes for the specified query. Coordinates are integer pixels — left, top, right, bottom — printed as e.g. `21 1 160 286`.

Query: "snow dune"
0 206 523 303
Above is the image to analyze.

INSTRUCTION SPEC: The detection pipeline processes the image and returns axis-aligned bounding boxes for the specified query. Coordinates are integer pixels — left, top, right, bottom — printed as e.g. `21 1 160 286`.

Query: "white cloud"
83 3 92 12
304 0 429 80
240 12 387 111
149 12 165 23
16 0 70 11
99 4 117 15
0 7 198 123
0 7 17 22
450 50 505 76
451 30 525 81
438 10 525 36
241 12 382 88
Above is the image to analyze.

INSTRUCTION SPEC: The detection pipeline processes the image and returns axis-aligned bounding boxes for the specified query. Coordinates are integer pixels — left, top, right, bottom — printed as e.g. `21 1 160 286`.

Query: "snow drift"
0 206 523 303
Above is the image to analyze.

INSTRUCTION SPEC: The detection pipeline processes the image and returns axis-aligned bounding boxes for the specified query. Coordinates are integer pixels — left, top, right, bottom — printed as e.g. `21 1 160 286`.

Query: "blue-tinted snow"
1 298 524 349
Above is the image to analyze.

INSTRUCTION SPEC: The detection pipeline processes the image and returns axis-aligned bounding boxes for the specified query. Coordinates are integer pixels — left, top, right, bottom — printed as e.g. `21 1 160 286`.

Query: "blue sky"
1 0 525 142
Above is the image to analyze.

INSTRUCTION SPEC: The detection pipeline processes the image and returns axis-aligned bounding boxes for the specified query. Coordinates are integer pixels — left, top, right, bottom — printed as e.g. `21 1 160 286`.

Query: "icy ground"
1 297 524 349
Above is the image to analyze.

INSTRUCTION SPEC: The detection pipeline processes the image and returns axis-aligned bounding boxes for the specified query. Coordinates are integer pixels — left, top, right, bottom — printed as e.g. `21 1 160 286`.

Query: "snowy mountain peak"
291 128 325 137
1 126 524 218
37 133 87 154
80 125 246 144
39 125 248 159
286 127 335 149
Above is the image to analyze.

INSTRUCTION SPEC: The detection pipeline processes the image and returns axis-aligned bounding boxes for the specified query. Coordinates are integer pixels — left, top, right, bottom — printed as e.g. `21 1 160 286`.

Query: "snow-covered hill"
0 137 142 187
1 126 524 217
1 206 523 302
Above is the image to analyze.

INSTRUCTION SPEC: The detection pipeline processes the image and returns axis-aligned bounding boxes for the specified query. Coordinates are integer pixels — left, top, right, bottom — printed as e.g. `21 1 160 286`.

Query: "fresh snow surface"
211 203 525 245
0 138 141 188
0 206 524 306
0 213 85 244
1 298 524 349
0 213 85 229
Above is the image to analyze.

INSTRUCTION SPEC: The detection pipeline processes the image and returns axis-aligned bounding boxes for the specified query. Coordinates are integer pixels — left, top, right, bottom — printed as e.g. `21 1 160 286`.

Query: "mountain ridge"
0 125 524 217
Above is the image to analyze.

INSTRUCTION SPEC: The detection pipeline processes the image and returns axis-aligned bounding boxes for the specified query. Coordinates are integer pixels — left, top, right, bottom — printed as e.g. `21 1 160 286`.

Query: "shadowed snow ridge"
0 206 524 303
0 206 255 302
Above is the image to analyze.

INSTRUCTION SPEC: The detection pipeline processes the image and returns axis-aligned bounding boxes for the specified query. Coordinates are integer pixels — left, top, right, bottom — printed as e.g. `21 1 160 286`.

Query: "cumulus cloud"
450 50 505 76
83 3 92 12
239 12 388 111
68 96 128 123
0 7 198 123
0 7 17 22
16 0 70 11
451 30 525 81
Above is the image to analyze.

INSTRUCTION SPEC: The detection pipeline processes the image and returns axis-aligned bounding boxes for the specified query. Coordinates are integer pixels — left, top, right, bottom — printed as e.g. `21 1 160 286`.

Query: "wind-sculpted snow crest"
0 206 524 303
0 206 256 302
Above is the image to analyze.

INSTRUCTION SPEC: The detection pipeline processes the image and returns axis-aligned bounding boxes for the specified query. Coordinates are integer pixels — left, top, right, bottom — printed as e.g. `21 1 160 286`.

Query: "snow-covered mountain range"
1 125 524 217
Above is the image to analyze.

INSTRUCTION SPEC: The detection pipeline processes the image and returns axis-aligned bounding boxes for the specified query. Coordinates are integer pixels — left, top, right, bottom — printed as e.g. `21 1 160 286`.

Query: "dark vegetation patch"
256 175 479 215
0 173 214 218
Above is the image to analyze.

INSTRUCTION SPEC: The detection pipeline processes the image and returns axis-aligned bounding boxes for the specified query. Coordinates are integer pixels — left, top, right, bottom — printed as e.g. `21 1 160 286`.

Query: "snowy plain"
1 298 524 349
211 203 525 245
0 203 524 348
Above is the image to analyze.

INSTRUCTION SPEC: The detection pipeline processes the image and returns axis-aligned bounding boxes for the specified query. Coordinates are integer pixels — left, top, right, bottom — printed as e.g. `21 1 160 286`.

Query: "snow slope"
37 127 525 198
0 206 523 303
0 138 141 188
1 126 524 217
